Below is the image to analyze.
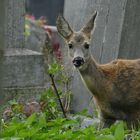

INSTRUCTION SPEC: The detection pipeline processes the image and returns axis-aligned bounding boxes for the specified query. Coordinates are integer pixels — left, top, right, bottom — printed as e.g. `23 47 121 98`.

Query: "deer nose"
72 57 84 67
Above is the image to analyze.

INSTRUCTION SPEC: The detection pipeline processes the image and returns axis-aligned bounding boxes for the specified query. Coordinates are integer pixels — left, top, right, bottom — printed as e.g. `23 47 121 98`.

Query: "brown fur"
56 12 140 128
80 57 140 127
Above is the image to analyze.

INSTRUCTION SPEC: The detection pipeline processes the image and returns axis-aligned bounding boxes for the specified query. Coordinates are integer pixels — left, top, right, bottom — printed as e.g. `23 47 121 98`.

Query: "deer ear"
56 15 73 40
81 11 97 38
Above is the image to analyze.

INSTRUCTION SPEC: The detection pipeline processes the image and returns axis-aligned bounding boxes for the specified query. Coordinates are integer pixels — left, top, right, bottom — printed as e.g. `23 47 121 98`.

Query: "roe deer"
56 12 140 128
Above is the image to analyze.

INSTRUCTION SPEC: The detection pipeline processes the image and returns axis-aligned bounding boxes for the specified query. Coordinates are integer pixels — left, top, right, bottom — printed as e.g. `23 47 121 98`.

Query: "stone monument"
2 0 46 103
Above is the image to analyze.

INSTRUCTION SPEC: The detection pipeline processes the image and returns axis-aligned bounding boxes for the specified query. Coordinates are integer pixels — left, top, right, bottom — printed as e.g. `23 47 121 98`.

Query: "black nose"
72 57 84 67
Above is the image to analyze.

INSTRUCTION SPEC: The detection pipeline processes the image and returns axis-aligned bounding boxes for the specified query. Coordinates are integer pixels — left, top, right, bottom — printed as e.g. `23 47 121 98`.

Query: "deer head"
56 11 97 68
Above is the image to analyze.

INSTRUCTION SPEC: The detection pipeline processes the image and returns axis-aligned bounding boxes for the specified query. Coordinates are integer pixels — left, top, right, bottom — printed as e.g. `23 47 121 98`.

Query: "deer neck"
78 55 104 96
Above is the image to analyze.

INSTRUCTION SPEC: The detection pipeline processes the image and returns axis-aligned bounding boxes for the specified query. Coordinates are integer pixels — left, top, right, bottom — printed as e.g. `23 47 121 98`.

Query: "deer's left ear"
56 15 73 40
81 11 97 38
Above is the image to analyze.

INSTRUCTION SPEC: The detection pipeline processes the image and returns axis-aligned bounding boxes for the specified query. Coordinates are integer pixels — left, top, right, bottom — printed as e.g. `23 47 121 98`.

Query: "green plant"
24 13 72 119
39 87 63 119
1 113 140 140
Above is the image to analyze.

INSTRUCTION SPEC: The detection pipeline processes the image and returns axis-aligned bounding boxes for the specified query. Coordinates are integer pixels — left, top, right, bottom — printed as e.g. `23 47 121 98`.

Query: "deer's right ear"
81 11 97 38
56 15 73 40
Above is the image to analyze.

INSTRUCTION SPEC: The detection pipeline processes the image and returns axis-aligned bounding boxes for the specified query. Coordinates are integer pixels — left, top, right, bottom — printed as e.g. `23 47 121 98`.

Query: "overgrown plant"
42 30 72 118
40 62 72 119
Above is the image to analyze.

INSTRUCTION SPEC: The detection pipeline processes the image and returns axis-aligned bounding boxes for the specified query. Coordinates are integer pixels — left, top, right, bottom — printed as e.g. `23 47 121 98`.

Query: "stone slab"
3 48 46 88
1 86 46 104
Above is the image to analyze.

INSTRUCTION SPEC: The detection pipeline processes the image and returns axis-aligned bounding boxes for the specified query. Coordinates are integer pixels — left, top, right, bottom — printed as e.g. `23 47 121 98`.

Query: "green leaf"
114 122 125 140
96 135 115 140
48 63 61 75
24 113 37 126
77 109 88 116
38 113 47 127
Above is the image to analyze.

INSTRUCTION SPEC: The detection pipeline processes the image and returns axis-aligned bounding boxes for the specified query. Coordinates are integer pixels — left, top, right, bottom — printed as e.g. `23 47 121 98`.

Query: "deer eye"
84 43 89 49
68 43 73 49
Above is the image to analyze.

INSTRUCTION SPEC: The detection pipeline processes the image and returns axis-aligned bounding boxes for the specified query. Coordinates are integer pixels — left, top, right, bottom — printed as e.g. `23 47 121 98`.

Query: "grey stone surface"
3 48 45 88
0 0 5 104
100 0 127 63
5 0 25 48
68 115 99 128
3 87 46 104
64 0 140 114
118 0 140 59
70 70 93 113
81 117 99 128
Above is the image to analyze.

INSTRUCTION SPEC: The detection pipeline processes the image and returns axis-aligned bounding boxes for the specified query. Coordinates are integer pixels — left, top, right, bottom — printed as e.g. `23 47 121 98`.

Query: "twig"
49 74 67 118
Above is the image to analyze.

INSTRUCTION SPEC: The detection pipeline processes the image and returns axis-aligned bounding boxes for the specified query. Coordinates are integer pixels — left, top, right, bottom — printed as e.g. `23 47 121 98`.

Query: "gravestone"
64 0 140 115
2 0 46 103
0 0 5 104
5 0 25 48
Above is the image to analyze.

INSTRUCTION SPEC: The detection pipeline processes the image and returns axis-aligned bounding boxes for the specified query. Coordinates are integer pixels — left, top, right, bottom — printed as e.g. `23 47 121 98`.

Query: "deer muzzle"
72 57 84 67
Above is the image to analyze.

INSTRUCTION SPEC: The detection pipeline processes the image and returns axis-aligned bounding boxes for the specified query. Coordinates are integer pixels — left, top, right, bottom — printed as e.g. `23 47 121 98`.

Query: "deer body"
56 12 140 127
80 56 140 126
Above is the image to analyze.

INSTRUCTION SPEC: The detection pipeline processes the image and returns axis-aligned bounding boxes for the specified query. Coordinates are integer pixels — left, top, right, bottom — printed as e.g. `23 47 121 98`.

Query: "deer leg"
126 120 139 130
98 118 116 129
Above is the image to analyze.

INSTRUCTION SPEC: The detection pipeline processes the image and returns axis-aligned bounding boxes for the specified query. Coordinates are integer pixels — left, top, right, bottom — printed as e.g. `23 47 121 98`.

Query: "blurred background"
26 0 64 25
